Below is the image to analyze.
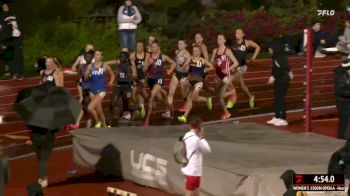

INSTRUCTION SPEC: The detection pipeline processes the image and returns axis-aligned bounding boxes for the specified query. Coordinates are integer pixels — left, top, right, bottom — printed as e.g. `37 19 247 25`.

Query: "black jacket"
334 66 350 98
269 39 291 79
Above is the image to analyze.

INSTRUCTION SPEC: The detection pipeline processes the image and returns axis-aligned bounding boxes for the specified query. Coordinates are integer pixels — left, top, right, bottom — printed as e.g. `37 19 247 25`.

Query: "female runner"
84 50 115 128
178 45 214 123
143 40 176 126
163 40 191 118
210 34 239 120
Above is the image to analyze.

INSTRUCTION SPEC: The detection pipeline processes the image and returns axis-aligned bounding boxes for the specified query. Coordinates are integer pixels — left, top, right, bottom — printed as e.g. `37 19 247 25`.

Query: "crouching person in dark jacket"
0 140 9 196
335 56 350 140
266 39 293 127
27 125 58 189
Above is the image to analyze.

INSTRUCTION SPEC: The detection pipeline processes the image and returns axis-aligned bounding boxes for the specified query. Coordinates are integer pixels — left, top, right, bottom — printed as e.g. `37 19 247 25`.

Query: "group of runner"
54 29 261 128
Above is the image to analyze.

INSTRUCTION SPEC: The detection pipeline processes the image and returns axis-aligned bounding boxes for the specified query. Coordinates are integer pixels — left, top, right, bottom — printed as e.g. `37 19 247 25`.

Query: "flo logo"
130 150 168 186
317 10 335 16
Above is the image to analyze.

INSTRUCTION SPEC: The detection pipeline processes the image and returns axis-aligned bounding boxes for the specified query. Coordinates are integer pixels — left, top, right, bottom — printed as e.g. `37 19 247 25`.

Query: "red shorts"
185 175 201 191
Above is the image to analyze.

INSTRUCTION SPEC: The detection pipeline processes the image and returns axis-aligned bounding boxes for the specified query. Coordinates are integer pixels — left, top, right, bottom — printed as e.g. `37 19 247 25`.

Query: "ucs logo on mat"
130 150 168 186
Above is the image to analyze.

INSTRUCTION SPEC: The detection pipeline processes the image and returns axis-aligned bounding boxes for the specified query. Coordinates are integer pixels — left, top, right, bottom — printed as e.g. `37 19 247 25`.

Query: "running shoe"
178 105 186 112
266 117 279 125
69 124 79 130
122 112 131 120
207 97 212 110
25 140 32 145
249 95 255 109
143 120 149 127
86 119 92 128
178 115 187 123
140 105 145 119
226 93 237 109
273 119 288 126
220 112 231 120
107 125 112 128
95 122 102 128
162 110 172 119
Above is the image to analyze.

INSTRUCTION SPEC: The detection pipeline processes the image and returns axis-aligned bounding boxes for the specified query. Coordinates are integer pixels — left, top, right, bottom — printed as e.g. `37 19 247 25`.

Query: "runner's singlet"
135 53 146 80
90 63 106 95
232 39 248 66
41 69 56 87
147 53 164 80
215 48 231 79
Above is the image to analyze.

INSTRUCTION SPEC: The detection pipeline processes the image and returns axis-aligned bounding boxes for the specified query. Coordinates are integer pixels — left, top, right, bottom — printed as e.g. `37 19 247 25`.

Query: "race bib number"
98 68 104 75
158 79 163 85
127 92 132 98
240 45 247 51
196 61 202 68
155 59 162 66
120 73 125 78
47 76 54 81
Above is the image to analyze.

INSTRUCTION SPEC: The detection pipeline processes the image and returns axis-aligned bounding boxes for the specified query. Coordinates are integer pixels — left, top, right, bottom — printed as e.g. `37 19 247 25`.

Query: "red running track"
1 55 343 195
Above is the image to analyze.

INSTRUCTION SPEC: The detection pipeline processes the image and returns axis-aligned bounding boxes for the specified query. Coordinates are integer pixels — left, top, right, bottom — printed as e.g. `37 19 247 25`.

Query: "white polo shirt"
181 130 211 177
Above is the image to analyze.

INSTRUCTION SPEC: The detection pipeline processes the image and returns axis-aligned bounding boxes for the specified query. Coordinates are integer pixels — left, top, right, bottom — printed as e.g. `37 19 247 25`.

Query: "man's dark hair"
189 116 202 129
312 21 321 26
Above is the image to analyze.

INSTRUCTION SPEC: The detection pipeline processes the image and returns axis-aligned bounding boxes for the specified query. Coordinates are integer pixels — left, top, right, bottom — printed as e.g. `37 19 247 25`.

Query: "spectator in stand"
336 19 350 54
299 22 333 58
181 116 211 196
0 3 23 80
117 0 142 52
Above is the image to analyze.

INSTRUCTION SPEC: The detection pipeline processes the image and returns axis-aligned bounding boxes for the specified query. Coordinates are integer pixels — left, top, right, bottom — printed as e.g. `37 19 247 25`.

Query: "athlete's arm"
143 53 152 73
84 64 92 82
210 48 217 64
54 69 64 87
203 59 214 72
105 64 115 86
201 44 209 61
246 40 261 61
104 60 118 65
225 49 239 72
164 55 177 75
183 50 192 72
71 56 82 72
39 70 44 84
131 60 137 80
130 52 136 62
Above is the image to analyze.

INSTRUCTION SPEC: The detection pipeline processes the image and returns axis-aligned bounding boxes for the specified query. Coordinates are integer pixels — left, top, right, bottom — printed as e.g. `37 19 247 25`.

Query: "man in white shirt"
181 117 211 196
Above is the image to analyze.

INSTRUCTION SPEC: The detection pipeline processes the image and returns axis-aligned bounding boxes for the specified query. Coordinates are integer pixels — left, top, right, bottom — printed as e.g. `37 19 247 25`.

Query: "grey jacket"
117 5 142 30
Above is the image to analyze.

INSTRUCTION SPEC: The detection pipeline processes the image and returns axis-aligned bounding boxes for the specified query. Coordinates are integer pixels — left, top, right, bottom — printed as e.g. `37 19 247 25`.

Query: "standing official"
334 56 350 139
266 39 293 126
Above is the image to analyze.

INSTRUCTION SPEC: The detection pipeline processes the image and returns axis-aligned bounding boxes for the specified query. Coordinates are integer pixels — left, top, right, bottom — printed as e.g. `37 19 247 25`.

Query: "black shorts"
147 78 163 89
189 80 202 87
202 72 208 79
115 82 133 99
137 69 146 82
82 89 90 112
174 71 188 81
